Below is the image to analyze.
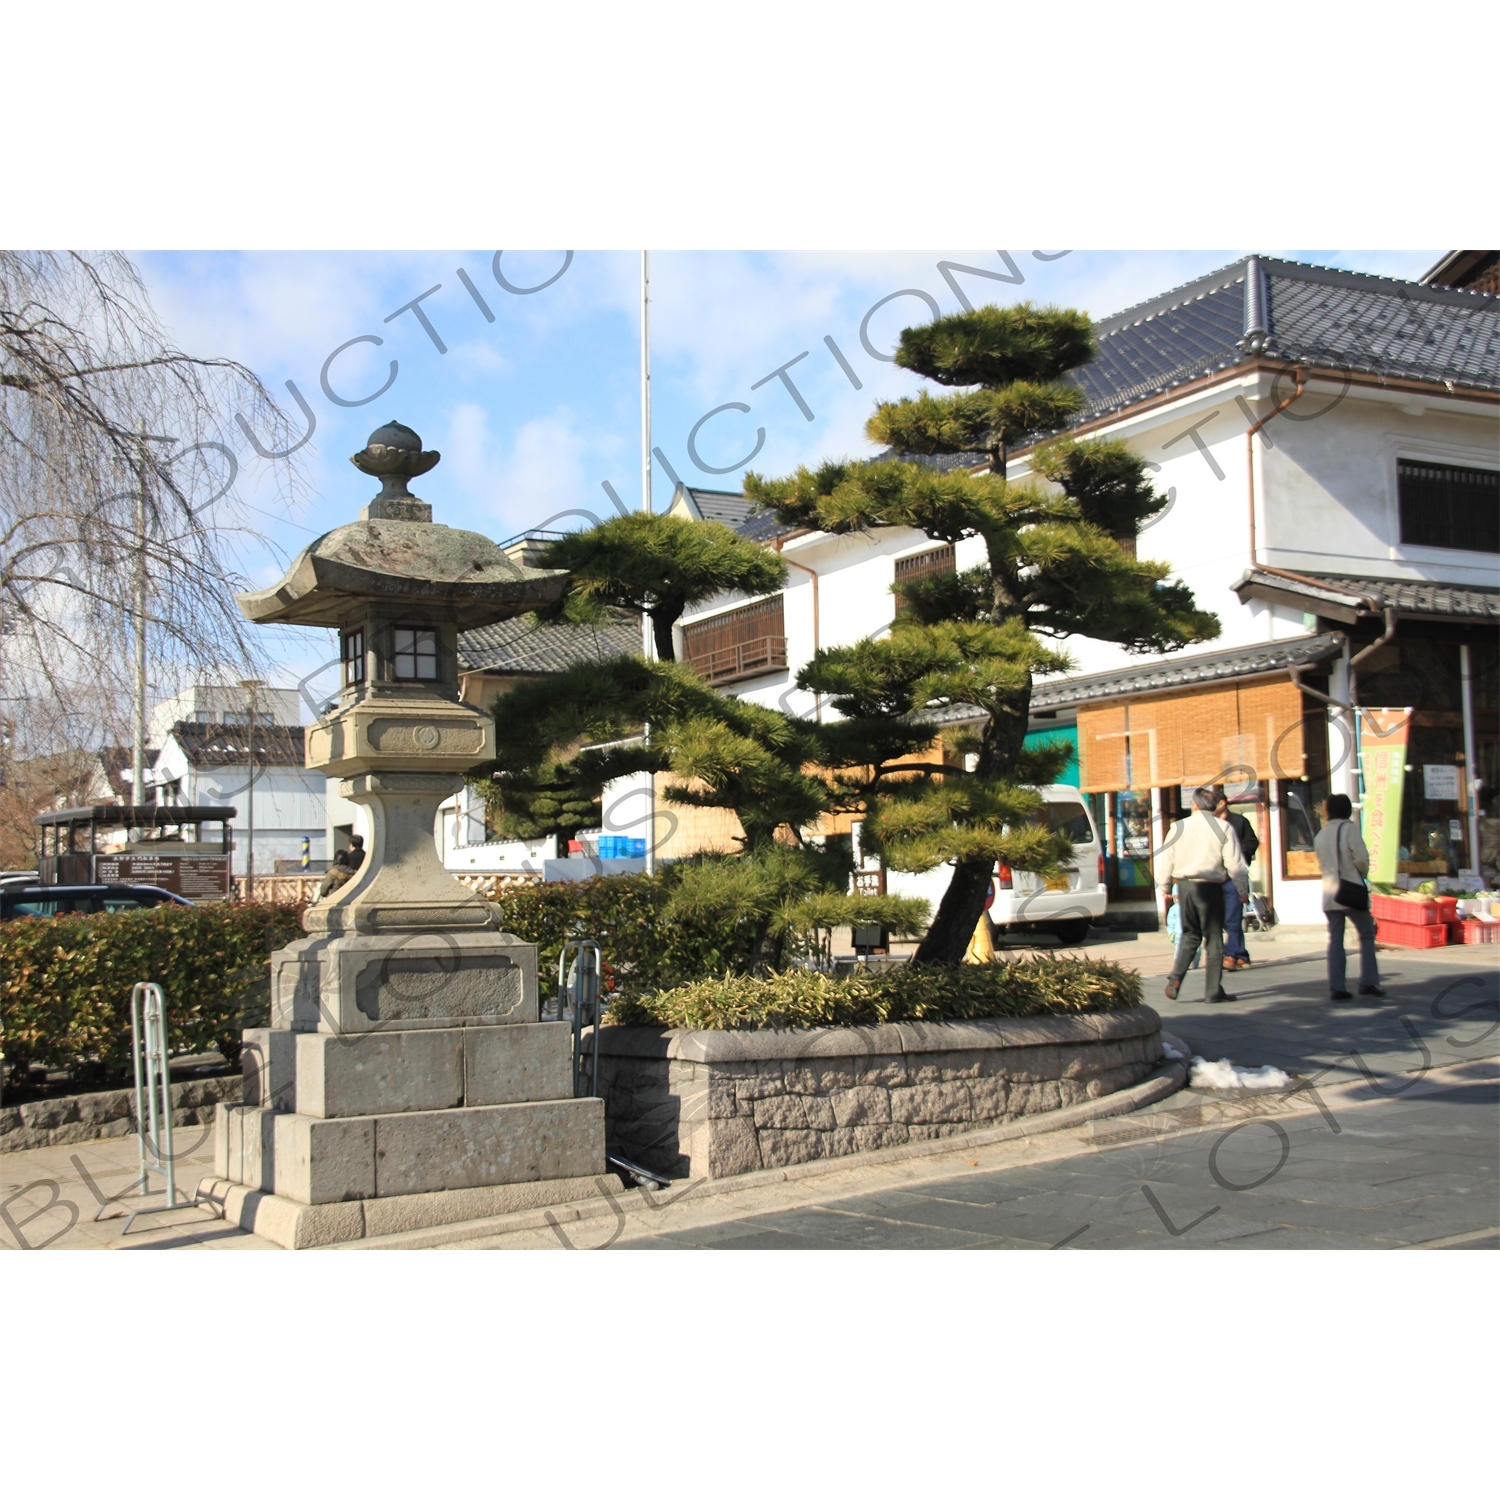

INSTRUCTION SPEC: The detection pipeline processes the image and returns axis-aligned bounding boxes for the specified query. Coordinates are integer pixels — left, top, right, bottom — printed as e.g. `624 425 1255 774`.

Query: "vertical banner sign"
1360 709 1411 885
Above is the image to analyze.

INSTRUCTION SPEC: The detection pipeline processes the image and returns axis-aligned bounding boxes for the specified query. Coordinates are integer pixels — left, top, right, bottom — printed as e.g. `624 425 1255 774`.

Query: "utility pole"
240 678 263 899
130 423 175 814
641 250 652 519
132 424 151 810
641 250 657 877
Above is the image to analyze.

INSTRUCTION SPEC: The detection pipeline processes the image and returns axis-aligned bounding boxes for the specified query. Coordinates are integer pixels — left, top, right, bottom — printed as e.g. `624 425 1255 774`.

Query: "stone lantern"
205 422 609 1248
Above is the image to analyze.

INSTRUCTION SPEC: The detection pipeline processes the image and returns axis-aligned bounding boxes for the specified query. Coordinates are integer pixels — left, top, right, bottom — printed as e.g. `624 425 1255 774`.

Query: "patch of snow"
1161 1040 1186 1062
1189 1056 1292 1091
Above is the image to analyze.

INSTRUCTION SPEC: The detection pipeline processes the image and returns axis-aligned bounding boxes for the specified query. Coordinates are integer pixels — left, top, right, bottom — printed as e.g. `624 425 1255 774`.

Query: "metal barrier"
557 940 603 1099
552 943 670 1191
96 983 201 1233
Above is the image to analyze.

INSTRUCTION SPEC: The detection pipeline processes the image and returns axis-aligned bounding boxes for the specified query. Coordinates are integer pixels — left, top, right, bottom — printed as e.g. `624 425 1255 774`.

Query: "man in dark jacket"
1216 794 1260 969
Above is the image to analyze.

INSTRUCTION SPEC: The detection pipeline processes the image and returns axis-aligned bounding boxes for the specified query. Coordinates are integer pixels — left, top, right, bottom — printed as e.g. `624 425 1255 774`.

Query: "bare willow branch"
0 250 304 773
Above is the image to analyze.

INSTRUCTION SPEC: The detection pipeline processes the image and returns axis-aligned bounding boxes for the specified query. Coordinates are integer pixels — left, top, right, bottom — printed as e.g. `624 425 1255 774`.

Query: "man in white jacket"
1314 793 1383 1000
1157 787 1249 1003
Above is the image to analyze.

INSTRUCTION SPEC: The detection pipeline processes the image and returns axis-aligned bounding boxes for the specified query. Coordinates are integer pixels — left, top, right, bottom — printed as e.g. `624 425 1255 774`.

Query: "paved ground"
4 925 1494 1252
601 1069 1498 1251
0 1117 262 1252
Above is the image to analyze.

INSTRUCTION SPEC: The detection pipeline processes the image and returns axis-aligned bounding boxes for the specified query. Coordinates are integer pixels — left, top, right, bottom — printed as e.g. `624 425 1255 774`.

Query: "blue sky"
137 248 1442 708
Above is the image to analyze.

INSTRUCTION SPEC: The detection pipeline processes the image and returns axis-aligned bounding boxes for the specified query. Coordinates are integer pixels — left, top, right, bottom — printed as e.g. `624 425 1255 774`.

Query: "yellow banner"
1360 710 1410 885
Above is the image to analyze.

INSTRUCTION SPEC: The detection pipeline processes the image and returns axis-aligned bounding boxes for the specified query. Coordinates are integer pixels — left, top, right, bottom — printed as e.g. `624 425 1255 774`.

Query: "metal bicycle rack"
557 940 604 1099
97 983 207 1233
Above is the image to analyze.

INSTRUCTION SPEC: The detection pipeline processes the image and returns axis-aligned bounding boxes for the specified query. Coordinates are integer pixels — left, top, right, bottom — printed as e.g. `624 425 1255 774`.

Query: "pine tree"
745 303 1220 964
478 655 924 971
535 512 787 661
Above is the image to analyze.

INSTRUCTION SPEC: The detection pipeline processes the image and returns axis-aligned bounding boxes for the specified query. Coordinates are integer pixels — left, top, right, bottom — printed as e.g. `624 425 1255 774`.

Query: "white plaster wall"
190 762 326 875
682 527 991 721
148 684 301 746
1259 396 1499 583
325 777 369 853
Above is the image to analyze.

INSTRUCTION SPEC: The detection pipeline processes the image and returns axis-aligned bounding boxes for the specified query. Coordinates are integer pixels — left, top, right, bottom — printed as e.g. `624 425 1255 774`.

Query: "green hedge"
498 874 754 996
0 902 304 1082
606 956 1142 1031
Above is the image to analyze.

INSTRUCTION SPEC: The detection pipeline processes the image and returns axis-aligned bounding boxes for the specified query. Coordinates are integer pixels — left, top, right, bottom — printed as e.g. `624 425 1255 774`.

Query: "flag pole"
641 250 657 877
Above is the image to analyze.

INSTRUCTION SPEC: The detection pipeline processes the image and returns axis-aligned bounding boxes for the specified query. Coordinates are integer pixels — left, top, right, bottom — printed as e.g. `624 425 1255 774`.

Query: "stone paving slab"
0 1121 279 1252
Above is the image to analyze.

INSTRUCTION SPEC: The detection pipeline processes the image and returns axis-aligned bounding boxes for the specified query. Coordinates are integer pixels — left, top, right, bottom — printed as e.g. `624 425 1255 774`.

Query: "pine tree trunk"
912 664 1033 965
749 917 780 977
912 854 995 964
652 608 677 662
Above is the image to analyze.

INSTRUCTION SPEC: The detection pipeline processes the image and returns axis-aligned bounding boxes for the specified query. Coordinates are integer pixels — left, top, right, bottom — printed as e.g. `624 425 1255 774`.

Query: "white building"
669 255 1500 927
147 687 326 877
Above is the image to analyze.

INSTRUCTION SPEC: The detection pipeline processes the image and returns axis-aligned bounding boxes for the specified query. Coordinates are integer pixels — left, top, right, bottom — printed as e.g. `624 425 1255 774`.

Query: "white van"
881 784 1108 946
987 784 1107 945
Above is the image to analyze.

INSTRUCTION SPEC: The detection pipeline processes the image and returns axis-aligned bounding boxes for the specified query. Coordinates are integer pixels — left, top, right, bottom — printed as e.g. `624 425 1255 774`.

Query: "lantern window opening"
341 628 366 686
393 626 440 681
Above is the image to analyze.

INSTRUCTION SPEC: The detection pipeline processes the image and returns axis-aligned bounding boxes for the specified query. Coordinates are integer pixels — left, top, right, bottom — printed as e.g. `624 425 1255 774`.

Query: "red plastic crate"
1458 919 1492 945
1435 896 1459 924
1376 918 1450 948
1371 895 1443 925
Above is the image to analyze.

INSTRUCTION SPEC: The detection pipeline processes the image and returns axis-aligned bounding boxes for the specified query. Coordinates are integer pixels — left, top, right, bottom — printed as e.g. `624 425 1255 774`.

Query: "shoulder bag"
1334 821 1369 912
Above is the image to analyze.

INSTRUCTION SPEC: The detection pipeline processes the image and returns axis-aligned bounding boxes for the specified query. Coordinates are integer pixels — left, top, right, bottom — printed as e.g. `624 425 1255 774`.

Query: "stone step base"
197 1172 613 1249
216 1095 605 1202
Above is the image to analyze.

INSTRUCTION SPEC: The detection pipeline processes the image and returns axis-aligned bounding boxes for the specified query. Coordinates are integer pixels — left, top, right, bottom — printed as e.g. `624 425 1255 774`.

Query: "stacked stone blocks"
596 1009 1163 1180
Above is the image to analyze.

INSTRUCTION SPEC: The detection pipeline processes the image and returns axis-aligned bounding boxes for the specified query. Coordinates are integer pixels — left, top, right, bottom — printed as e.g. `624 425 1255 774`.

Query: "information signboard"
93 854 231 900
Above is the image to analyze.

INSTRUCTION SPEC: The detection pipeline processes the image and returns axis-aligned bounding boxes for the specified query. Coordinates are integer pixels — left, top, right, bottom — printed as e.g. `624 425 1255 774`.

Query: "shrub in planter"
606 956 1142 1031
0 901 304 1082
498 874 735 996
499 862 929 996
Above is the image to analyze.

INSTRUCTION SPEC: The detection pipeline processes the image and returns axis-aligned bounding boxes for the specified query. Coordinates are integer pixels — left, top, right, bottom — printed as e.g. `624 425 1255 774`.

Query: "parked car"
989 784 1107 945
0 884 194 919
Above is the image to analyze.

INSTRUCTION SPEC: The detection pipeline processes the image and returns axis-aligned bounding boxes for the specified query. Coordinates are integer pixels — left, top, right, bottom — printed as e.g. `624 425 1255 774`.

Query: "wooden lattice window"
682 597 787 685
893 544 955 614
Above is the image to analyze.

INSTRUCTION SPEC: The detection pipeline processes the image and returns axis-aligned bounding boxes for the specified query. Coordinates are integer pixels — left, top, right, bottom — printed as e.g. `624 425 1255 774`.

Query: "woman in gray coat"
1313 794 1384 1001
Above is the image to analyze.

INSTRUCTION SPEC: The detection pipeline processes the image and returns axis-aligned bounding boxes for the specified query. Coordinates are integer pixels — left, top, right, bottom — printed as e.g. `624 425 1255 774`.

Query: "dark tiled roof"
1068 256 1500 422
872 447 991 473
458 610 643 674
171 722 306 767
1235 569 1500 622
916 634 1345 723
678 485 796 543
101 744 155 798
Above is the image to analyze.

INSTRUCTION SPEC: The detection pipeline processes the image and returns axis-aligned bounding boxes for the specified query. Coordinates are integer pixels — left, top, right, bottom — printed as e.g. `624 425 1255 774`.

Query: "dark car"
0 884 194 919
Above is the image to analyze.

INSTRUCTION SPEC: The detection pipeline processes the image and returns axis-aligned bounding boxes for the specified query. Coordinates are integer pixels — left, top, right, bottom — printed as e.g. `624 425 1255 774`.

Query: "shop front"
1076 672 1329 924
1354 636 1499 888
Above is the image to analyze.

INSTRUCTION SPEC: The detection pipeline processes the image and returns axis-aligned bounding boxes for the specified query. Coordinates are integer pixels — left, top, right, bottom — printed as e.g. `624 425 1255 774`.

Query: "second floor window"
342 628 365 686
894 544 956 615
1398 459 1499 553
392 626 439 681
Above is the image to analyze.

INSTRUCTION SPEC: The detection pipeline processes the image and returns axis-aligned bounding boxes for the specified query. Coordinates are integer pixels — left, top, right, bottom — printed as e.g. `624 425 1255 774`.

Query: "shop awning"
1233 569 1500 625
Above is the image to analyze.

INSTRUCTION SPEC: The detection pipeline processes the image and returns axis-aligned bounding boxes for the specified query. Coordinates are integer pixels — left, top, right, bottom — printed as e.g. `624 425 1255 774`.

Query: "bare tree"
0 251 301 792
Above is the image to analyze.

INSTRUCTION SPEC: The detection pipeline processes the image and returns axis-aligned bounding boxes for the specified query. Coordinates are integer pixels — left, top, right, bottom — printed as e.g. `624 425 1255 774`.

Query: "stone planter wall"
0 1073 242 1153
591 1006 1162 1180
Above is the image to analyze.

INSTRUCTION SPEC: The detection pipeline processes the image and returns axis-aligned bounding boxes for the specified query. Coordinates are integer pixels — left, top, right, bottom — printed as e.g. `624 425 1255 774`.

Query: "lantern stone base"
270 930 541 1034
197 1169 611 1249
209 943 609 1248
208 1088 607 1249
